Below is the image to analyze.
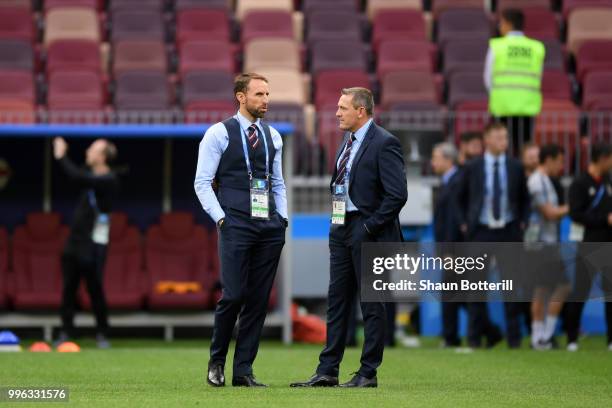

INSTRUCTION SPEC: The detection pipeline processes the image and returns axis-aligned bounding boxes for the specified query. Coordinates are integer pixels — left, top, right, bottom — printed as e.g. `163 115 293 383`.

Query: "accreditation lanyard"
237 116 271 220
331 138 352 226
88 189 110 245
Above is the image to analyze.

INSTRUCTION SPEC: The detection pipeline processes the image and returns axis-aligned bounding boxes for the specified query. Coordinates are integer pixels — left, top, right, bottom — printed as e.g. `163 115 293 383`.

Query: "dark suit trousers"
61 243 109 336
317 213 386 379
209 209 285 377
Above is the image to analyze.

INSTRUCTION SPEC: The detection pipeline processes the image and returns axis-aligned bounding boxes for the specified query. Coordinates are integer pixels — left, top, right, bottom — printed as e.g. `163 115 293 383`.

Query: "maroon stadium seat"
242 10 293 44
0 39 33 72
44 0 99 12
113 40 167 76
0 0 31 9
541 71 572 101
522 7 559 41
79 213 145 310
176 9 230 47
306 10 362 45
12 213 69 310
175 0 229 11
314 70 370 110
0 70 35 123
542 39 566 72
178 40 234 76
0 7 34 42
377 40 434 78
47 70 104 122
182 70 235 122
108 0 165 12
302 0 358 14
114 70 171 110
582 71 612 110
576 40 612 83
454 100 489 140
447 71 488 108
146 212 214 310
442 39 488 77
432 0 484 16
563 0 612 18
380 71 438 111
372 9 426 51
0 227 8 309
310 40 368 75
436 9 491 47
496 0 551 12
46 39 100 76
111 10 165 43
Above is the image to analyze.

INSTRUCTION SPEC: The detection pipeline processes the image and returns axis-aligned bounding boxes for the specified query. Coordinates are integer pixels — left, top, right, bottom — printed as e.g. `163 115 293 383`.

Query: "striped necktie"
336 133 356 185
247 124 260 150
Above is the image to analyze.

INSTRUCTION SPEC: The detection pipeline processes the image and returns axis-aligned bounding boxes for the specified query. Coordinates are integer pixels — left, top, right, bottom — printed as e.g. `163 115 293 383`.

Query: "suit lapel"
330 132 349 186
348 123 376 185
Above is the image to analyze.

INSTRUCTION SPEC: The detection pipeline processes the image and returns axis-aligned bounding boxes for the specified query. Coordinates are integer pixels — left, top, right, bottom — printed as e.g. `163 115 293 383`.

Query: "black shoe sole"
207 378 225 387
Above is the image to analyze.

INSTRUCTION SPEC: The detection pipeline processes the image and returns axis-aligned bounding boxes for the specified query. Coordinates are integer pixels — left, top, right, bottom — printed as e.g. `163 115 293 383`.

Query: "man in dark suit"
291 87 407 388
460 122 530 348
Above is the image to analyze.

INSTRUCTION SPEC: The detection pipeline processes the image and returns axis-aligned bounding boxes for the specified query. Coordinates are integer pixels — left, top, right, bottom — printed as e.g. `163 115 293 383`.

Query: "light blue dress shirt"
479 151 513 226
194 111 288 223
336 119 373 212
441 165 458 186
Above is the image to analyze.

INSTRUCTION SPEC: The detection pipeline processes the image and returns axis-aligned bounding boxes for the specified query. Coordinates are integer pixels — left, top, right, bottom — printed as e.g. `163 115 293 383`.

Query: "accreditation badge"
250 178 270 220
331 183 347 225
91 213 110 245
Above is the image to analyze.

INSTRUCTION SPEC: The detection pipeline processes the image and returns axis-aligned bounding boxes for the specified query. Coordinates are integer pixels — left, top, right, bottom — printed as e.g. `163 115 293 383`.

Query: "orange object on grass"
56 341 81 352
29 341 52 352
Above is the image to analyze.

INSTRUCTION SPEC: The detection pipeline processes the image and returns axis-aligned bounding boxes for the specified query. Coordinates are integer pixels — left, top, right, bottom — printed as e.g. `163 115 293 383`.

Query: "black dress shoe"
289 373 339 387
232 374 267 387
339 373 377 388
486 327 503 349
207 363 225 387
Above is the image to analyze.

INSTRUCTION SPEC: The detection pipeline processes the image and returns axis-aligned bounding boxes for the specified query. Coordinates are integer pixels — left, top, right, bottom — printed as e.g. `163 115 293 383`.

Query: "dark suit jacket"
459 155 529 239
434 168 465 242
329 123 408 242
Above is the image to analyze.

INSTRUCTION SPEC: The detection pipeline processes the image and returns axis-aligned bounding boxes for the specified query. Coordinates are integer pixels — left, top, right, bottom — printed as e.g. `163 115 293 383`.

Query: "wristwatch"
217 218 225 228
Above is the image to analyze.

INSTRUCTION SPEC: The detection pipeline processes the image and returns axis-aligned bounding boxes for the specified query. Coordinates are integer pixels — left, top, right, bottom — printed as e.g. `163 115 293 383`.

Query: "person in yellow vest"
484 8 545 154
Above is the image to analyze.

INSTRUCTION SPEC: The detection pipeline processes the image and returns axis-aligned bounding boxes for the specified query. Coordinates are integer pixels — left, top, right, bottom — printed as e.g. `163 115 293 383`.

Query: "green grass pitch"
1 337 611 407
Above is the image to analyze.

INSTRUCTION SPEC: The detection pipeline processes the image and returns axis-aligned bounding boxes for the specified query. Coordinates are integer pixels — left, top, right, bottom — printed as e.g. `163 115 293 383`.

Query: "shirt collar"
442 166 458 185
485 151 506 166
235 110 261 131
351 119 373 142
507 30 524 37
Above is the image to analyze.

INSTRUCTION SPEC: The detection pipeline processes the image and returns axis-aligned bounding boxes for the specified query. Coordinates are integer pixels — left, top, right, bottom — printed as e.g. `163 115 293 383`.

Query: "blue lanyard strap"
88 189 98 211
236 115 270 180
588 184 606 211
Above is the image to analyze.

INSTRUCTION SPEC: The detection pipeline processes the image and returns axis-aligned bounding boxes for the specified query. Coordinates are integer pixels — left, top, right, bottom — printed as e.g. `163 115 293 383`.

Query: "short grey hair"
434 142 458 163
341 87 374 116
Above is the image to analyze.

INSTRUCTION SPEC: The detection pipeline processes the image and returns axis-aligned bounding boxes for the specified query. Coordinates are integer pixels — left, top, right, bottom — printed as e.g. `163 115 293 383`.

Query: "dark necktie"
492 160 501 221
336 133 356 185
247 124 260 150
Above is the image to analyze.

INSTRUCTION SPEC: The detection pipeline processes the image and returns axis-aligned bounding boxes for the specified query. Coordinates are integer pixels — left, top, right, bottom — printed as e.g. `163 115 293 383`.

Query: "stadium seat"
47 69 104 110
567 8 612 54
178 40 234 77
582 71 612 110
114 70 171 111
442 39 488 78
0 39 33 72
377 40 434 78
306 11 362 45
310 40 367 75
113 40 167 76
79 213 145 310
257 69 307 105
45 8 100 46
243 38 301 73
175 0 229 11
522 7 559 41
496 0 551 12
108 0 165 12
314 70 370 110
0 0 31 8
563 0 612 18
111 10 165 43
182 70 235 122
436 9 491 47
366 0 422 20
0 227 7 309
242 10 294 44
235 0 293 21
372 9 427 51
46 39 101 76
454 100 490 138
302 0 358 15
44 0 99 12
541 71 573 101
431 0 484 18
175 9 230 47
447 71 488 108
12 212 69 310
542 39 565 72
146 212 214 310
586 101 612 142
576 40 612 83
0 71 35 109
0 7 34 42
380 71 438 111
534 100 580 161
